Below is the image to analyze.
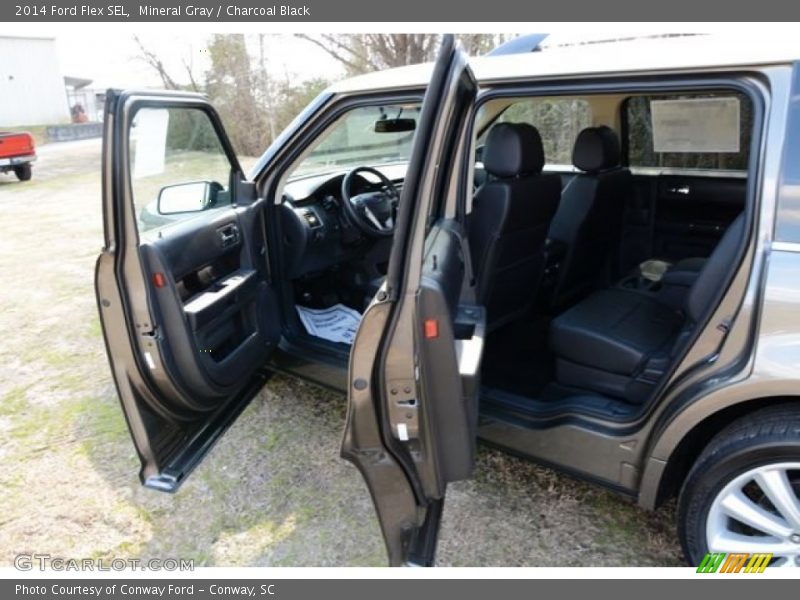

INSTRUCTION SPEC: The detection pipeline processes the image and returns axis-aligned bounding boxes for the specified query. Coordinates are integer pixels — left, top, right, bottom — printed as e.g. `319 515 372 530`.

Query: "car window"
479 98 593 166
625 92 752 171
290 103 421 179
129 107 233 234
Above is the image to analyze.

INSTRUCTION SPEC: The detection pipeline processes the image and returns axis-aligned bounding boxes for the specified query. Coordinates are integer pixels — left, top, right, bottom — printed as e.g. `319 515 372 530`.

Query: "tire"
677 404 800 568
13 163 32 181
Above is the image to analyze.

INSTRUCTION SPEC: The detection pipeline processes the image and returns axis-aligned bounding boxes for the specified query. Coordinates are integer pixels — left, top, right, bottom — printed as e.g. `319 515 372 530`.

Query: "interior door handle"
218 224 240 248
667 184 691 195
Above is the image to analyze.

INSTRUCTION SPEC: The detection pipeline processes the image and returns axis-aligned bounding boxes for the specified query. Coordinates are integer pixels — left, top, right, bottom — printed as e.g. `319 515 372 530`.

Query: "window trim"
620 91 752 175
468 72 766 433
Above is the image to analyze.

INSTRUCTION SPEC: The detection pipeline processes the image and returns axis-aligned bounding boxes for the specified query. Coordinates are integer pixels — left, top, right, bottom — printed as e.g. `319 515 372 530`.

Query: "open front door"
342 36 482 566
96 90 281 491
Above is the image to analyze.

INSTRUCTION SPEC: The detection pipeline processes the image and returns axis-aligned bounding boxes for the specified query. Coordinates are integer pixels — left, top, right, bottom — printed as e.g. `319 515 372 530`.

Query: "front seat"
549 213 745 404
548 126 632 308
469 122 561 331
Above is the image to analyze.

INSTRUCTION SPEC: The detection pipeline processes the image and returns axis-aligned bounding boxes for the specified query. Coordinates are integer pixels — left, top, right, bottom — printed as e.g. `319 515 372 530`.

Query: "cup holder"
620 275 661 293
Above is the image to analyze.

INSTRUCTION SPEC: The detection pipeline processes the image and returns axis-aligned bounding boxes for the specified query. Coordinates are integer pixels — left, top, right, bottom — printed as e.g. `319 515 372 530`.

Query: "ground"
0 139 684 567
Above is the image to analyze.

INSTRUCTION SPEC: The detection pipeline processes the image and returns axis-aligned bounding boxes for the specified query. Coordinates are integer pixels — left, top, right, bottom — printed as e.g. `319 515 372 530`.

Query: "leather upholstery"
684 215 745 322
483 122 545 177
572 125 622 172
550 289 682 376
549 213 745 403
470 123 560 330
548 126 632 307
661 257 707 287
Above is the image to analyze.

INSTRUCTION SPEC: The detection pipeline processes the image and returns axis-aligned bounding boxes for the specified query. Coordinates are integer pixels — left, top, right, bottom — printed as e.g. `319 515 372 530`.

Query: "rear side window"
489 98 593 165
625 92 752 171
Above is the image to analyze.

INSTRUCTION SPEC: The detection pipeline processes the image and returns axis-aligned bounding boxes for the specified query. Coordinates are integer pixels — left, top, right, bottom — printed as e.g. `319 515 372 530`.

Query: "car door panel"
652 175 746 258
341 35 482 566
138 202 277 396
97 90 280 491
621 173 746 271
417 224 481 484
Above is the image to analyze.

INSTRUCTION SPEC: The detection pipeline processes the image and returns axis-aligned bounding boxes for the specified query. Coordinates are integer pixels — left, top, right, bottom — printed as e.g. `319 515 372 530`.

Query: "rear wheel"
677 405 800 568
14 163 32 181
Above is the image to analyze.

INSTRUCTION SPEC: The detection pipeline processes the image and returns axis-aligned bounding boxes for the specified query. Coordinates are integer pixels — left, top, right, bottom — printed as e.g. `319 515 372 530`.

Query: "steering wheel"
340 166 400 237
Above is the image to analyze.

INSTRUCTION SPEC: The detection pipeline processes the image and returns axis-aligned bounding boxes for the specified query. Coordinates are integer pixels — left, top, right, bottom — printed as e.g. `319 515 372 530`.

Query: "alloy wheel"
706 462 800 567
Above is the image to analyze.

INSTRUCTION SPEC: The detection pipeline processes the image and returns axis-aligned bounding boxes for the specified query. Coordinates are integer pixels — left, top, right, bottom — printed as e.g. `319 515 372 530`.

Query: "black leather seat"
470 122 561 331
549 214 745 403
548 126 632 308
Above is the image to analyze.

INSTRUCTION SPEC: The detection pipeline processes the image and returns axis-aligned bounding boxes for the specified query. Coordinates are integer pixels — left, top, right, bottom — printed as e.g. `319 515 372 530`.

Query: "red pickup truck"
0 132 36 181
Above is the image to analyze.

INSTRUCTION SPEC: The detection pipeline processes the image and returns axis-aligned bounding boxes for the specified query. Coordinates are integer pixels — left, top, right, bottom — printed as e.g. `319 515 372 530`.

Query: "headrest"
572 126 621 172
483 122 545 178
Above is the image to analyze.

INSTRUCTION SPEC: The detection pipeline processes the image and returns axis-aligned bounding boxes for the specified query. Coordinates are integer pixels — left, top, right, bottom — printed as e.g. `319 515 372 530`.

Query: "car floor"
481 315 555 400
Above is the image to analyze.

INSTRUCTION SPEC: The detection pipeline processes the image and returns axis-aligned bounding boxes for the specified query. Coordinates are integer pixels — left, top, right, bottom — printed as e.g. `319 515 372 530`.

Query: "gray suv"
96 35 800 567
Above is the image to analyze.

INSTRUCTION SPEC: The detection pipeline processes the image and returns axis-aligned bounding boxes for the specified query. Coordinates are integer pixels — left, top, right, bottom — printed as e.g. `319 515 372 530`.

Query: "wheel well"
653 397 800 507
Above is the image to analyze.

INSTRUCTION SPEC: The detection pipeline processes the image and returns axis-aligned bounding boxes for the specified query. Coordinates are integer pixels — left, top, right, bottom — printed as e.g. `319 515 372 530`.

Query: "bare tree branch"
294 34 506 76
294 33 367 74
132 35 180 90
181 52 200 92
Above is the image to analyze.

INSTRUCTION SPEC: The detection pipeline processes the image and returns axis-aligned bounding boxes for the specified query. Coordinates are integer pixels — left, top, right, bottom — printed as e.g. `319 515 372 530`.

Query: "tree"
133 35 181 90
294 34 511 76
204 34 268 156
132 34 333 156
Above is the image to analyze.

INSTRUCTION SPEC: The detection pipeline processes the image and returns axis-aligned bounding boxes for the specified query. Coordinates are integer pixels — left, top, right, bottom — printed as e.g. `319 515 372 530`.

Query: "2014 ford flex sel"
96 35 800 567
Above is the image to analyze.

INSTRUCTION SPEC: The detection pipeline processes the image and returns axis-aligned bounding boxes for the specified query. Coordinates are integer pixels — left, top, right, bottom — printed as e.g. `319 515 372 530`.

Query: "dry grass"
0 139 684 567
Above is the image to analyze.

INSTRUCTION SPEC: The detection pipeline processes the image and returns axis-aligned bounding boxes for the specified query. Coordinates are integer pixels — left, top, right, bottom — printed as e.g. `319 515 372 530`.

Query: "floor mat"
481 316 555 399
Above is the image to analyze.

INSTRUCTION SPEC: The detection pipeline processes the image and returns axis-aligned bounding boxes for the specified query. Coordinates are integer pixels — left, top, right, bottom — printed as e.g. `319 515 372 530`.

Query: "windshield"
290 103 421 179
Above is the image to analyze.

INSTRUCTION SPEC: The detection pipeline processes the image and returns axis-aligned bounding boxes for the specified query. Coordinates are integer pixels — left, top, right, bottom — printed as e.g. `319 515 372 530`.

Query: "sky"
10 26 791 92
19 30 347 89
13 28 691 91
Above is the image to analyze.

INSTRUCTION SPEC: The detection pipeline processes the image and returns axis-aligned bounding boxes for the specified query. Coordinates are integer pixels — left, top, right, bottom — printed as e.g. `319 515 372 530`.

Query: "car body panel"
0 131 35 160
269 61 799 512
96 89 281 491
636 64 800 507
328 36 800 96
295 62 800 513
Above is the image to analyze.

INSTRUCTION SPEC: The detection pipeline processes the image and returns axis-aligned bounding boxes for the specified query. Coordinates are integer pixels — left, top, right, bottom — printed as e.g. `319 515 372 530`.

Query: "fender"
640 248 800 509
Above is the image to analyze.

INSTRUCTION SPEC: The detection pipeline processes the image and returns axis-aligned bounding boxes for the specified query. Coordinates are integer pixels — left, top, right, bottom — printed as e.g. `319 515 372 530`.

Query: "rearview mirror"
157 181 217 215
374 118 416 133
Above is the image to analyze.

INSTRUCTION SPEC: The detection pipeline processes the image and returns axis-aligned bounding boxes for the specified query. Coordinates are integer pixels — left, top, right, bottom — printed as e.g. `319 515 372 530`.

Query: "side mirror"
157 181 217 215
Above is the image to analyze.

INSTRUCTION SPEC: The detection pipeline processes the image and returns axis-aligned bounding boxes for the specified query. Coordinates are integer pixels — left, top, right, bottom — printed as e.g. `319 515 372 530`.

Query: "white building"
0 36 71 127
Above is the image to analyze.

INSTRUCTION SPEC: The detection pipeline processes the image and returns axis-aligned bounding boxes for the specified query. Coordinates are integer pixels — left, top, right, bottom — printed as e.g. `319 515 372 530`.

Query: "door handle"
667 184 690 195
218 224 240 248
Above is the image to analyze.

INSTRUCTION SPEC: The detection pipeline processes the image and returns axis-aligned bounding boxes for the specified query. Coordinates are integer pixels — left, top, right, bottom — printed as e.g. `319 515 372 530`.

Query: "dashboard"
278 164 406 279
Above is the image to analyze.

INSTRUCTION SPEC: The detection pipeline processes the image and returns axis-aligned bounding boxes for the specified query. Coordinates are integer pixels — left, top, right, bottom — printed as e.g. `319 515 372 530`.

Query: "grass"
0 138 685 567
0 386 28 417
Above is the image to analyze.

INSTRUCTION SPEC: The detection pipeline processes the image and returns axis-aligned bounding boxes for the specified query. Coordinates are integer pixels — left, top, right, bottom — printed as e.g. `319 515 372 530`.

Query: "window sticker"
132 108 169 178
651 97 740 153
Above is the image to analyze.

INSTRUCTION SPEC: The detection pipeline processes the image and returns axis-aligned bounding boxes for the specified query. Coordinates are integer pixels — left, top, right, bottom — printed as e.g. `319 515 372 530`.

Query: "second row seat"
548 213 745 404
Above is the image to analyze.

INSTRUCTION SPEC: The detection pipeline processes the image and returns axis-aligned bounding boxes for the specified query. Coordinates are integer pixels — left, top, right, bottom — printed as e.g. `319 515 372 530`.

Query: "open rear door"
341 35 482 566
96 90 281 491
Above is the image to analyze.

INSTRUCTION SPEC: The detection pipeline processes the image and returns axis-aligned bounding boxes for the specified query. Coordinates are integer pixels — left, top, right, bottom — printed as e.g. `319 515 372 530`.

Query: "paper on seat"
295 304 362 345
